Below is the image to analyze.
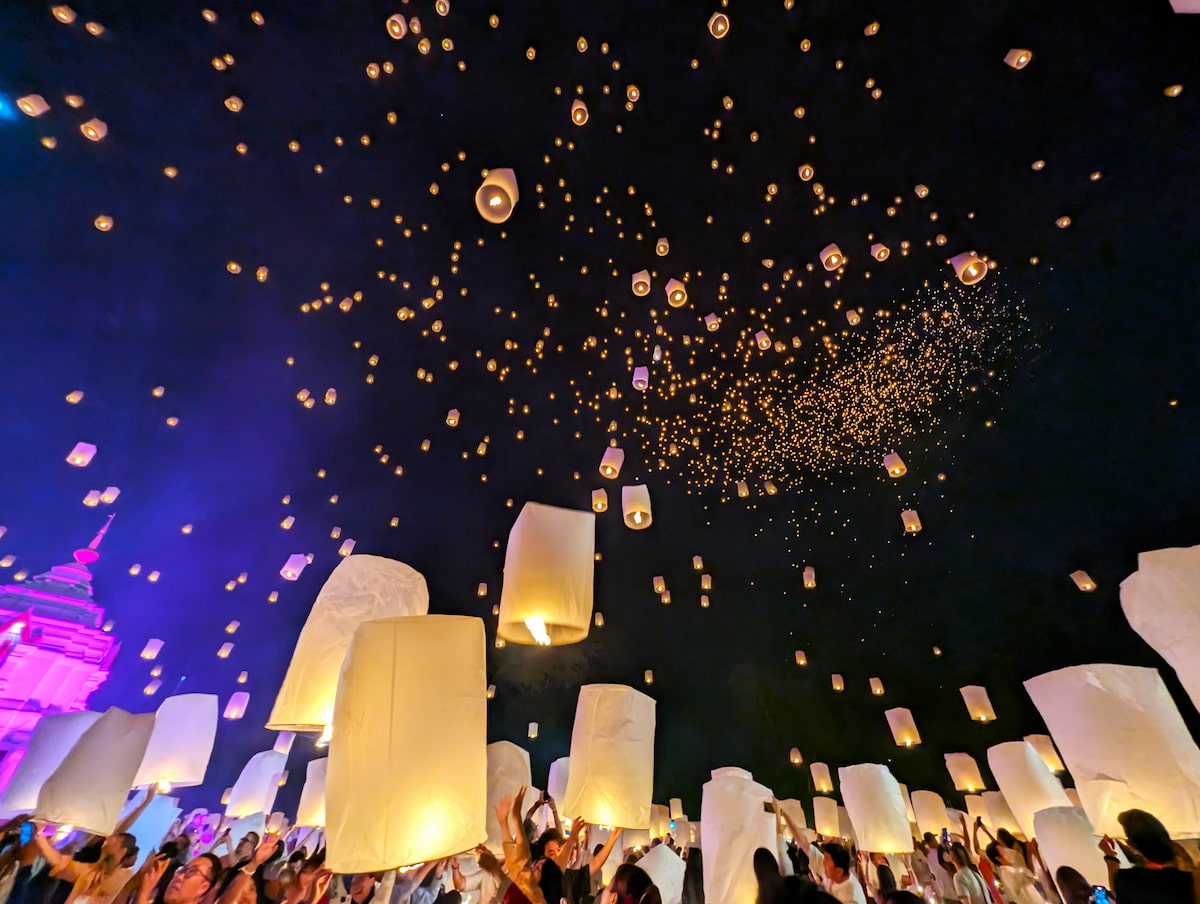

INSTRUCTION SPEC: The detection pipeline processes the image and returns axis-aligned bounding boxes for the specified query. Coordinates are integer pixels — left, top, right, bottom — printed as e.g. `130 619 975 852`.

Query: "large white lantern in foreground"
1024 663 1200 838
268 554 429 732
497 502 595 645
986 741 1071 839
812 796 839 837
982 791 1022 837
700 767 775 904
838 764 911 853
548 757 571 803
562 684 655 829
485 741 532 850
639 844 686 904
476 169 519 224
1 711 101 810
35 707 155 835
296 757 328 827
1033 807 1108 887
327 616 487 871
133 694 218 790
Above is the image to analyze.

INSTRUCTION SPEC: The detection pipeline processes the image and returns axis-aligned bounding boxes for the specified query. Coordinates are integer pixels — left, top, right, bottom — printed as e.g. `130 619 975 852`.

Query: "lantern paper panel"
1024 662 1200 838
599 446 625 478
497 502 595 645
700 767 776 904
226 750 287 818
812 796 839 837
909 790 951 837
562 684 655 829
964 794 992 832
268 554 430 731
124 792 182 870
224 692 250 720
327 616 486 872
884 708 921 747
778 798 807 831
296 757 328 827
1033 807 1109 888
985 741 1071 839
475 168 519 224
1 711 102 810
960 685 996 722
484 741 532 849
981 791 1022 838
810 762 833 794
622 484 653 529
838 764 911 853
838 807 857 847
132 694 219 789
1023 734 1065 773
35 707 155 835
548 757 571 804
944 753 986 793
639 844 686 904
650 803 671 838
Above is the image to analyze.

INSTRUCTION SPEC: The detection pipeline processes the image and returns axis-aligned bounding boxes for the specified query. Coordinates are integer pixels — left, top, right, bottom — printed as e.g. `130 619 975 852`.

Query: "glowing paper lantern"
80 118 107 141
269 554 430 732
794 650 807 666
1170 0 1200 10
665 279 688 307
944 753 985 793
819 243 844 270
280 554 308 580
901 509 922 533
224 692 249 720
640 844 686 904
528 722 539 739
909 790 950 837
273 732 295 755
632 270 651 296
1033 807 1108 887
778 799 806 831
705 313 721 331
35 707 155 835
1004 49 1033 69
701 574 713 590
327 616 485 870
949 251 987 285
985 741 1071 838
562 684 655 829
485 741 532 849
831 674 844 692
591 489 608 512
700 767 775 904
217 643 234 658
707 12 730 38
570 99 589 125
981 791 1021 836
141 639 164 660
599 446 625 478
871 243 890 261
1023 734 1065 773
1120 546 1200 710
475 169 519 224
869 677 885 696
548 757 571 803
838 764 911 853
810 762 833 794
789 748 803 765
17 95 50 116
622 485 653 529
66 442 96 466
1070 570 1096 591
133 694 218 789
884 708 920 747
124 793 182 870
51 5 76 23
497 502 595 645
632 366 650 391
960 685 996 721
655 237 670 256
1024 663 1200 837
882 453 906 477
964 795 991 831
650 803 671 838
669 797 684 819
386 13 407 37
227 749 286 818
1 711 101 810
812 796 839 837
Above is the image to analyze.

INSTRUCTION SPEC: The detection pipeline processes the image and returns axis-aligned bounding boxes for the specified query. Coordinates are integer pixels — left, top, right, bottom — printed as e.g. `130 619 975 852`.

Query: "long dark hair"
610 864 662 904
681 848 704 904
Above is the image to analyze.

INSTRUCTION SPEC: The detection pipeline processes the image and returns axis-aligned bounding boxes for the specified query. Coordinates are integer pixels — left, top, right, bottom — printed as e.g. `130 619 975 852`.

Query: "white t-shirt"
953 868 991 904
825 874 867 904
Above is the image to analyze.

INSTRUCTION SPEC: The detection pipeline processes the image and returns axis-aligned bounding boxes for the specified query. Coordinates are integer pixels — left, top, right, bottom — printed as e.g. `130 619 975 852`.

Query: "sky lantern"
1034 807 1108 888
591 489 608 512
704 313 720 330
1004 48 1033 69
631 270 651 296
810 762 833 793
794 650 807 666
986 741 1072 838
280 554 308 580
295 757 327 827
17 95 50 117
949 251 988 285
632 366 650 391
1 711 101 811
960 685 996 721
562 684 655 829
328 616 485 870
885 707 920 746
819 243 844 270
571 99 589 125
386 13 407 38
910 790 950 836
882 453 906 477
707 12 730 38
80 118 107 141
871 243 890 261
665 279 688 307
900 509 922 533
839 764 911 853
982 791 1022 837
789 747 802 765
803 566 816 588
1121 545 1200 711
964 795 991 831
140 639 163 660
223 692 250 719
132 694 218 791
831 673 844 691
1069 570 1096 591
700 767 775 904
475 169 519 224
497 501 595 645
66 442 96 466
812 796 839 837
944 753 986 793
599 446 625 478
1023 733 1066 773
269 554 430 732
622 484 653 529
655 237 670 256
869 677 884 695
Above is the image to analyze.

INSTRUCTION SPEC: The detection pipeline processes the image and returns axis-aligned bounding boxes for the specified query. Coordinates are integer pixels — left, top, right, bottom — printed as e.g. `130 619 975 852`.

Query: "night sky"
1 0 1199 821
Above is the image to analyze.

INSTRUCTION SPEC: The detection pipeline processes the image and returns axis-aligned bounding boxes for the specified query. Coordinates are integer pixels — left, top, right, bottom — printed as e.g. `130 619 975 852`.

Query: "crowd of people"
0 787 1192 904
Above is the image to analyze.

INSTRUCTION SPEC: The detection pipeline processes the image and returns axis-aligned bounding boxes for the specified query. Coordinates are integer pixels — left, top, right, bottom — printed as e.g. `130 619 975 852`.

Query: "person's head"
820 843 850 883
164 854 222 904
350 874 378 904
101 832 137 867
605 863 662 904
234 832 259 862
921 832 937 850
984 840 1005 868
753 847 780 883
995 828 1018 849
1117 809 1175 866
1054 866 1091 904
949 843 972 870
536 828 564 861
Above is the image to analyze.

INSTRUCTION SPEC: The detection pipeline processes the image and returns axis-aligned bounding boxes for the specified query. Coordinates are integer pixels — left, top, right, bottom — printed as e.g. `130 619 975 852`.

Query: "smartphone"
1090 888 1111 904
763 801 777 814
940 828 949 848
19 822 33 845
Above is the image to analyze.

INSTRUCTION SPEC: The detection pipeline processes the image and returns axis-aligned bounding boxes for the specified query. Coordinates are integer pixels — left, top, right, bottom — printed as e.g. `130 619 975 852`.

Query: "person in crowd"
1100 808 1194 904
754 848 786 904
134 851 224 904
948 844 988 904
1051 867 1091 904
562 825 623 904
864 853 895 904
30 823 138 904
982 842 1040 904
819 844 866 904
918 835 955 904
680 848 703 904
600 864 660 904
495 787 546 904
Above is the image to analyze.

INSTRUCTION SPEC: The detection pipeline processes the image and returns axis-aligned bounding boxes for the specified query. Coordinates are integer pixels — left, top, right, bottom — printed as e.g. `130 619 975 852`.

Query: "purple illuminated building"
0 516 120 790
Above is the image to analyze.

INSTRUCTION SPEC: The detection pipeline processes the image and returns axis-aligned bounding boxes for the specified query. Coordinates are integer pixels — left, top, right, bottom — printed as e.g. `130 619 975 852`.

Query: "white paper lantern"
986 741 1071 838
909 790 950 837
273 732 296 756
66 441 96 466
900 509 922 533
838 807 857 846
1 711 101 810
1003 49 1033 70
884 708 921 747
981 791 1022 837
224 692 250 720
548 756 571 804
1023 734 1065 773
631 270 651 296
1033 807 1108 887
964 795 991 831
133 694 218 789
562 684 655 829
810 762 833 794
778 799 806 831
592 489 608 512
838 764 911 853
1070 570 1097 591
819 244 844 271
622 484 653 529
632 366 650 391
669 797 684 820
124 793 182 869
269 554 430 732
497 502 595 645
700 767 776 904
35 707 155 835
485 741 532 849
476 168 519 224
1024 662 1200 838
599 446 625 478
640 843 686 904
664 279 688 307
812 796 840 837
960 685 996 722
650 803 671 838
280 554 308 580
944 753 986 793
327 616 486 871
296 757 328 827
226 750 286 818
17 95 50 117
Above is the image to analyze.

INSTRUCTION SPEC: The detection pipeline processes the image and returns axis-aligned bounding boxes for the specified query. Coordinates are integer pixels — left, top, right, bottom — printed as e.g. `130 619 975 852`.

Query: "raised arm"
115 788 158 836
31 825 73 875
589 828 623 878
217 833 280 904
553 818 585 870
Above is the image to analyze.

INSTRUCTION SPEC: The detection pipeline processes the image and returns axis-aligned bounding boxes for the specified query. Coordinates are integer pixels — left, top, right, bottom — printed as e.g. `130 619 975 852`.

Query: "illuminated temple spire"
73 512 114 566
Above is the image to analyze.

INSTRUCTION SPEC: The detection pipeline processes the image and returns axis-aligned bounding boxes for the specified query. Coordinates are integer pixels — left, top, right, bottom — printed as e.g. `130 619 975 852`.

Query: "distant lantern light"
803 566 816 589
280 553 309 581
644 669 654 684
700 594 710 608
693 556 703 570
141 639 164 660
914 184 930 199
704 313 721 331
94 215 113 232
599 446 625 478
708 12 730 38
237 671 248 684
324 388 337 405
80 118 107 141
864 21 880 35
66 442 96 467
831 674 845 692
591 489 608 512
845 310 861 326
435 0 449 14
1069 570 1096 591
475 168 519 224
623 485 653 529
217 643 234 659
100 487 119 503
789 747 803 765
871 243 890 261
869 677 885 696
17 95 50 117
798 164 814 181
632 366 649 391
224 96 243 112
960 685 996 721
949 251 988 285
51 5 76 23
754 330 771 350
819 243 844 270
794 650 807 666
653 576 666 594
664 279 688 307
445 408 461 427
224 692 250 720
885 707 921 747
477 583 488 597
883 453 907 477
386 14 408 38
66 390 84 404
627 85 640 102
631 269 651 296
655 237 670 256
736 481 749 498
144 680 161 695
82 490 102 507
528 721 538 739
338 539 356 556
901 509 922 533
764 480 777 495
594 612 604 626
701 574 712 591
811 762 834 793
486 684 496 699
256 267 269 282
570 99 589 125
1165 84 1184 98
1004 48 1033 69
